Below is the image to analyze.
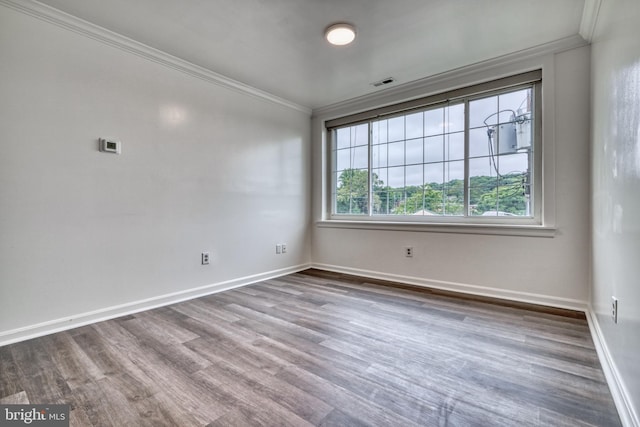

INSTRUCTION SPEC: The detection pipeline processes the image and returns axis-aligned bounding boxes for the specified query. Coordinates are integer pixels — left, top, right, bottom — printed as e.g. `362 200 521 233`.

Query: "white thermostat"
99 138 121 154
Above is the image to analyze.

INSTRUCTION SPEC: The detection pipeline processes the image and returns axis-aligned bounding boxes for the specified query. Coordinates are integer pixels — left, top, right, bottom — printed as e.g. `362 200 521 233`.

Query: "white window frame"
326 72 544 229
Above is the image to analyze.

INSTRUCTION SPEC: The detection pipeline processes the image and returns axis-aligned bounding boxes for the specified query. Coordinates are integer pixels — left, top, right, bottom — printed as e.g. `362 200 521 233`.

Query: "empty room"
0 0 638 426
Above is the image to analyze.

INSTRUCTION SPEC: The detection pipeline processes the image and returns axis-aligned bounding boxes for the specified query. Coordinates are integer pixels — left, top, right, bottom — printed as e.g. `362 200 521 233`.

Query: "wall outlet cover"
201 252 210 265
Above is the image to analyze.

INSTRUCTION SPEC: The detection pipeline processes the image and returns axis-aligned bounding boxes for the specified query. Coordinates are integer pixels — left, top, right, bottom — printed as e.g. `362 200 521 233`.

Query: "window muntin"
330 83 538 221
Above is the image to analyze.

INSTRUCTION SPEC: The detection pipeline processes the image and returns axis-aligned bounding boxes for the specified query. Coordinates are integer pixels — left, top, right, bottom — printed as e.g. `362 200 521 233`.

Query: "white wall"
0 5 311 340
311 44 591 308
590 0 640 423
0 1 634 420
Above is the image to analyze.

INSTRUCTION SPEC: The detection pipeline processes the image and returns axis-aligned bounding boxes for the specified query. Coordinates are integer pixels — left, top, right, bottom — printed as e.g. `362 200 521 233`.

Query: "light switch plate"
99 138 121 154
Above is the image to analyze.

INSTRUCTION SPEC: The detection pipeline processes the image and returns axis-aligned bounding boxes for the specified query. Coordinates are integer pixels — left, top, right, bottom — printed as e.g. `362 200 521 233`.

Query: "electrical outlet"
404 246 413 257
612 296 618 323
201 252 210 265
276 244 282 254
282 243 287 254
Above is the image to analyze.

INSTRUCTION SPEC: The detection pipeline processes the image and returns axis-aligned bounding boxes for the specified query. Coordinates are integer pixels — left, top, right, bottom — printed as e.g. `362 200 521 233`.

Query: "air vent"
372 77 395 87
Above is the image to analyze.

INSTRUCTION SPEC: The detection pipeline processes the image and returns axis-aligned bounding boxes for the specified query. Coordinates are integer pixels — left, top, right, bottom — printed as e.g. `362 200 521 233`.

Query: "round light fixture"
325 23 356 46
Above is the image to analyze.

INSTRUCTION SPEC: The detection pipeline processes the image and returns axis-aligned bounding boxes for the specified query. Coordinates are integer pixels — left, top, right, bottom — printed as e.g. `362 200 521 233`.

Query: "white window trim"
316 220 556 238
314 48 563 237
327 78 541 224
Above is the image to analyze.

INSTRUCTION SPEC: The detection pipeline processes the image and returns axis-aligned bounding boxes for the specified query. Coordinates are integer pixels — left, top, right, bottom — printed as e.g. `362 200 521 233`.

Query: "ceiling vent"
372 77 395 87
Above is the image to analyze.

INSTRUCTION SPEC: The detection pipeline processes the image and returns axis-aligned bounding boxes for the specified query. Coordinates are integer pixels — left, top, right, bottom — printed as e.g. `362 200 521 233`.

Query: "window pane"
335 124 368 149
374 188 390 214
335 168 369 214
443 160 464 216
388 166 405 188
388 141 404 167
444 178 464 216
494 121 518 154
496 176 526 215
372 120 388 145
444 160 464 183
387 167 406 214
469 96 497 129
373 168 388 188
497 110 516 125
446 103 464 133
469 156 495 179
406 164 423 187
381 164 405 215
352 145 368 169
424 163 444 186
498 152 528 176
373 168 388 215
404 187 424 214
445 132 464 161
425 107 444 136
405 112 424 139
336 146 368 171
406 138 423 165
425 135 444 163
469 127 491 158
336 127 351 149
510 89 534 152
372 143 387 168
336 148 351 172
331 80 537 221
388 116 405 142
499 89 531 116
497 153 530 216
424 184 444 215
388 189 405 214
352 123 369 146
469 157 498 216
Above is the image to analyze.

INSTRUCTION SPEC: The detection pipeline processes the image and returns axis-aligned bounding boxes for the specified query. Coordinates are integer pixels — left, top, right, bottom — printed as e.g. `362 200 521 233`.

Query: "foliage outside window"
330 80 539 222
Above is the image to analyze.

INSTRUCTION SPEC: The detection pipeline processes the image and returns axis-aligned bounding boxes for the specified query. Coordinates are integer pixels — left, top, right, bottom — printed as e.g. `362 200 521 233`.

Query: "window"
328 71 541 223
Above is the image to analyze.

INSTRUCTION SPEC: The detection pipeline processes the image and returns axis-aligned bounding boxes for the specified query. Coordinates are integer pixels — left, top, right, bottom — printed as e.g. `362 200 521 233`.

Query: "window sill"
316 220 556 238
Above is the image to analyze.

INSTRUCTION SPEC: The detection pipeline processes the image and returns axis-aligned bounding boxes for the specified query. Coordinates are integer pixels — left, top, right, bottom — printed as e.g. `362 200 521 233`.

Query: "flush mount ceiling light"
325 23 356 46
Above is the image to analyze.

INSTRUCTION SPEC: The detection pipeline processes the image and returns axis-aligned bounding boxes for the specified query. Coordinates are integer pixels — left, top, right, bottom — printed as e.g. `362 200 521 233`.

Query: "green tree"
477 184 526 214
336 169 525 216
469 175 498 207
336 169 382 214
394 185 446 214
443 179 464 215
469 173 526 215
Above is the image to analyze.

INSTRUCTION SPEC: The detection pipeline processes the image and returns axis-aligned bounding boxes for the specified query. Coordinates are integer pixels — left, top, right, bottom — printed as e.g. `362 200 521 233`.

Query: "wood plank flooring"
0 269 621 426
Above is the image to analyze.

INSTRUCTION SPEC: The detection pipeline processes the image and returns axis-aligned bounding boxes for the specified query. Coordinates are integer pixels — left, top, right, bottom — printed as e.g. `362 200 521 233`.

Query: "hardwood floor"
0 269 621 426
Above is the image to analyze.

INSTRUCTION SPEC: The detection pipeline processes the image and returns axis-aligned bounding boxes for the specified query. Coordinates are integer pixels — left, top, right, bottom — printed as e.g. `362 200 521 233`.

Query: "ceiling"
36 0 587 109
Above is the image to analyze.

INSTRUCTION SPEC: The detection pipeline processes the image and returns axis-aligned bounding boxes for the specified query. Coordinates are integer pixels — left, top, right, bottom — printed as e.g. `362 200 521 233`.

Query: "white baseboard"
2 263 634 427
0 263 311 347
586 308 639 427
311 263 589 312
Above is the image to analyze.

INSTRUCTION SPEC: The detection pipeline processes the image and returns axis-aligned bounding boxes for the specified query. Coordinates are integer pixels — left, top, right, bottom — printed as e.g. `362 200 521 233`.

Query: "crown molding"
579 0 603 42
0 0 312 115
313 34 588 119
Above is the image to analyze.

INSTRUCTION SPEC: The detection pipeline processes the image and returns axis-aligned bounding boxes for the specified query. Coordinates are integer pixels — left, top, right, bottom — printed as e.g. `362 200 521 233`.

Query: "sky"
334 88 532 188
